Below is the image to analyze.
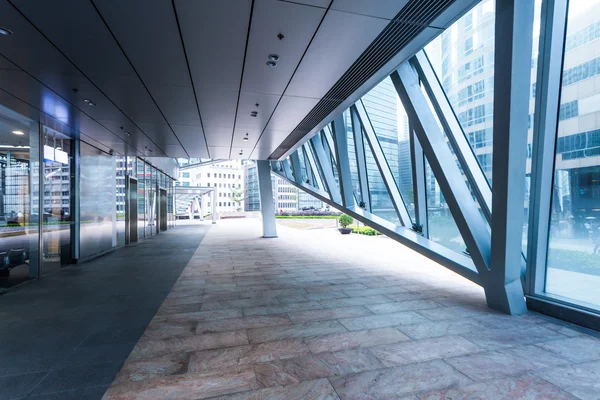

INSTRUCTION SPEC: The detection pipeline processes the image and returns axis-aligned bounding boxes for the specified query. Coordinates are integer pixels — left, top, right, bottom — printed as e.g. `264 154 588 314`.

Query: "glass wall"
545 0 600 310
0 105 39 288
41 127 73 273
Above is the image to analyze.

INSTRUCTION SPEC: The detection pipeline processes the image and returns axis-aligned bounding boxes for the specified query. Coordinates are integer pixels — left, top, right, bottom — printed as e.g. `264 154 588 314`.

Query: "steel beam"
392 63 492 275
270 167 480 285
332 114 356 208
257 160 277 237
351 108 371 212
289 152 303 185
303 142 325 191
488 0 535 314
410 123 428 237
310 133 342 204
526 0 568 296
412 51 492 222
354 101 412 227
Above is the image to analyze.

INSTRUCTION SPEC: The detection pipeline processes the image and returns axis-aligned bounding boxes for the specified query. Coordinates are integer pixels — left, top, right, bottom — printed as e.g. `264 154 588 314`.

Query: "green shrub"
338 214 354 228
275 216 338 219
349 224 381 236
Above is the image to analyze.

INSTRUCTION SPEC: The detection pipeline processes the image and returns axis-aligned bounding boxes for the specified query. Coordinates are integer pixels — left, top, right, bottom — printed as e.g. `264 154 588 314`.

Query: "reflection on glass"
137 159 145 239
425 159 466 254
0 106 39 287
361 77 414 221
41 127 72 274
362 127 400 226
296 146 308 184
545 0 600 309
344 110 362 204
116 156 126 246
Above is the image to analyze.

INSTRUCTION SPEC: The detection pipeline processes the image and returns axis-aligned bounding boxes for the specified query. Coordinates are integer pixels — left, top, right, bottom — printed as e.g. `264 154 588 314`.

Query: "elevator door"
159 188 167 232
126 177 138 243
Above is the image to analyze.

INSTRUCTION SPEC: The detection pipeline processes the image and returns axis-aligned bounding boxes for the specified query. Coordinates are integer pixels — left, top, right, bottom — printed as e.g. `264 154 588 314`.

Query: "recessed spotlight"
266 60 277 68
0 27 13 36
268 54 279 61
243 137 249 141
124 131 132 136
84 99 97 106
12 130 25 135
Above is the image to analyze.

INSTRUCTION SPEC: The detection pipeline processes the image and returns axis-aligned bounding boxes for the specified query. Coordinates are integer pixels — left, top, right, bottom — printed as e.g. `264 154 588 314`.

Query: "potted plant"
338 214 354 235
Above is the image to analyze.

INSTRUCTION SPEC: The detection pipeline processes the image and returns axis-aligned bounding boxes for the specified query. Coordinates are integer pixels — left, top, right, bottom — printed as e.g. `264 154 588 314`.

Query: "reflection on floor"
0 222 210 400
105 219 600 400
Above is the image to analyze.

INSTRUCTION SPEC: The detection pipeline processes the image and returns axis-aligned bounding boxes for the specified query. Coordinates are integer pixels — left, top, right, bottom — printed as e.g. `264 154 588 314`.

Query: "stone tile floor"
104 219 600 399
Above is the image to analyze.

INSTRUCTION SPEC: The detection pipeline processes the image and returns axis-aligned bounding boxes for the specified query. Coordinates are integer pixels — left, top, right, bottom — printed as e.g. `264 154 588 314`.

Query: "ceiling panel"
235 92 280 131
92 0 191 87
285 10 388 99
11 0 182 148
264 96 319 132
253 129 291 152
204 127 236 147
0 55 21 71
280 0 330 7
331 0 410 19
208 146 232 159
240 0 324 95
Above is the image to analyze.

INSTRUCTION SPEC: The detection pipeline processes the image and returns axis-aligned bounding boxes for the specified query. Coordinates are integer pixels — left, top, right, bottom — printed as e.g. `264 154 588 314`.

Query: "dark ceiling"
0 0 473 160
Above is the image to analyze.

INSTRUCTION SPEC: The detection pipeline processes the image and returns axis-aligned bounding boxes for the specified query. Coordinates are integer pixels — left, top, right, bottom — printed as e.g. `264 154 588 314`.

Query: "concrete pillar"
256 160 277 238
211 190 217 224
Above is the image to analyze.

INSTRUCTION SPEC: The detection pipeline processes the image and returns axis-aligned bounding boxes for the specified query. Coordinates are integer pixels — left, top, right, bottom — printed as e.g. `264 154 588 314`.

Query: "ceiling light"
84 99 97 106
243 137 248 141
0 28 13 36
124 131 132 136
268 54 279 61
12 130 25 136
266 61 277 68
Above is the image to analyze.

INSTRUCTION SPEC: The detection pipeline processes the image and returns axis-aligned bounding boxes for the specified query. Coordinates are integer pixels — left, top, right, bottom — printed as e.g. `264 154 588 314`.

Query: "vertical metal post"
354 101 412 227
37 122 44 277
351 108 371 212
489 0 535 314
310 134 341 204
332 114 355 208
410 124 428 237
303 143 325 191
289 152 303 184
257 160 277 238
527 0 568 295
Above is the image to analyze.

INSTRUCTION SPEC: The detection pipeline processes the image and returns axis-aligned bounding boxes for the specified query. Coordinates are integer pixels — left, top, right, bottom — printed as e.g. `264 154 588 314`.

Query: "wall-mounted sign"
43 145 54 163
55 148 68 164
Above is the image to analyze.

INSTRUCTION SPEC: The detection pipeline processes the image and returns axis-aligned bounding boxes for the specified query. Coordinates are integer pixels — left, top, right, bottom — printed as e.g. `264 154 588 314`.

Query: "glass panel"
345 110 362 204
425 0 496 185
137 159 145 239
296 146 308 184
0 105 40 287
545 0 600 309
116 156 126 247
79 141 116 257
41 128 72 274
361 76 415 220
362 127 400 225
425 158 467 254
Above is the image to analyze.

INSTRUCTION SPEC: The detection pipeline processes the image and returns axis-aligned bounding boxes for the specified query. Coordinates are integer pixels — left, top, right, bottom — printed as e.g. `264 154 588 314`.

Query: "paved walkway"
105 219 600 399
0 222 210 400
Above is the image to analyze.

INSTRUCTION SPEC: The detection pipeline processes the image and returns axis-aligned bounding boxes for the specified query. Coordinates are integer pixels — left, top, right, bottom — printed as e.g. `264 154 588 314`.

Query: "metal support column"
351 108 371 212
392 63 491 276
354 101 412 227
310 133 341 204
527 0 568 295
332 114 356 208
257 160 277 238
410 123 428 237
488 0 535 314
